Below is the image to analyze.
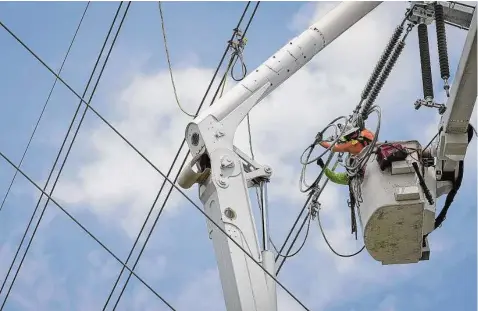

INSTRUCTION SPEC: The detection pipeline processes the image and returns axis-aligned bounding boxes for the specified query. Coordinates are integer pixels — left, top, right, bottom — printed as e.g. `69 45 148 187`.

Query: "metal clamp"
414 98 447 114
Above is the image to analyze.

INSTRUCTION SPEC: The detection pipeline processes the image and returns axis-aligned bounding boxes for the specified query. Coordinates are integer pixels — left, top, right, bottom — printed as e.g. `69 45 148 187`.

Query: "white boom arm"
436 7 476 176
179 2 382 311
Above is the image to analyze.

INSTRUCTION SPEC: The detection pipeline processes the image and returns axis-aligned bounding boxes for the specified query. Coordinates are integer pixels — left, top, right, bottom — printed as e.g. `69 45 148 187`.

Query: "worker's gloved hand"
315 132 323 143
317 158 325 168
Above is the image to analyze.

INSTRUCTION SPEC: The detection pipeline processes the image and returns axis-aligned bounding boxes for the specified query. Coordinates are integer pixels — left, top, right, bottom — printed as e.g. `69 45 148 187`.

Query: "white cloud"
173 268 225 311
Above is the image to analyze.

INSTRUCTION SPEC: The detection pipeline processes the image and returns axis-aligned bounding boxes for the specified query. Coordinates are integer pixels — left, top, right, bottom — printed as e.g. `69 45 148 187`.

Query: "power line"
0 3 132 309
0 5 309 309
208 1 260 107
275 195 312 275
0 0 95 298
0 1 91 216
158 1 195 118
0 150 176 310
102 3 255 309
109 4 262 308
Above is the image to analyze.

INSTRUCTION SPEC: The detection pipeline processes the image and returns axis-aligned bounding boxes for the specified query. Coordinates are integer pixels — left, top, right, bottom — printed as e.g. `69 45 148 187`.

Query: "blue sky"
0 1 476 311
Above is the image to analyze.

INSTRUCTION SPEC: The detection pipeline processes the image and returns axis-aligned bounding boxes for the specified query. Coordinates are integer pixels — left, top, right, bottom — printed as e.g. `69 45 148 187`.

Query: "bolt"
215 130 225 138
220 156 234 168
264 166 272 174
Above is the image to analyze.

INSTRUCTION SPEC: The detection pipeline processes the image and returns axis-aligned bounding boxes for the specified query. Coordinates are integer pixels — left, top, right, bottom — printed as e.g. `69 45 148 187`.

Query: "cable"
0 1 90 215
109 6 261 309
274 195 313 263
0 3 132 309
272 214 311 258
208 1 260 106
276 209 310 275
0 150 175 310
0 137 308 311
276 157 339 273
158 1 196 117
247 114 255 159
1 0 118 297
254 187 309 260
1 8 309 309
230 31 248 82
102 3 258 309
316 208 365 258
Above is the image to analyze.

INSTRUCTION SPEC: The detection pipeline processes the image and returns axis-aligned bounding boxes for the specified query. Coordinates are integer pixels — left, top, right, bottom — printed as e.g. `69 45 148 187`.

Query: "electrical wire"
102 3 259 310
0 3 132 309
247 114 255 159
1 4 309 309
272 215 311 258
0 2 90 216
316 207 365 258
0 150 175 310
107 153 190 311
274 195 312 263
108 13 261 311
0 135 308 311
208 1 260 106
275 157 339 273
276 209 310 275
158 1 196 118
254 185 310 260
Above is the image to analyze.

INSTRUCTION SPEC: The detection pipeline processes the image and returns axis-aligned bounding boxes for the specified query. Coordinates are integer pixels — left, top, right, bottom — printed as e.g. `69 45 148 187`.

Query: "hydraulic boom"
179 1 476 310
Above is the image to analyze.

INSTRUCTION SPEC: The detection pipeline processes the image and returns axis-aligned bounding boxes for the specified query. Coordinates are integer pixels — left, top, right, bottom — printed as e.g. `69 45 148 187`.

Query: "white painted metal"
435 7 476 178
439 1 476 29
358 141 435 265
194 1 383 125
181 2 382 310
260 182 270 251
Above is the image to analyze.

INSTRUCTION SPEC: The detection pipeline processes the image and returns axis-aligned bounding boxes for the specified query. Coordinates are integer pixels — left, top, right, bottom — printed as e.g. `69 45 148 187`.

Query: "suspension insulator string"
360 26 404 102
361 24 411 120
417 23 434 102
434 3 451 97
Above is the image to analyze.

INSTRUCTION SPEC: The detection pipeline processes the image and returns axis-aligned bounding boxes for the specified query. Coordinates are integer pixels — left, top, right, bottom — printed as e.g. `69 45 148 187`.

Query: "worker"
317 157 363 238
316 157 365 185
319 126 375 155
316 158 349 185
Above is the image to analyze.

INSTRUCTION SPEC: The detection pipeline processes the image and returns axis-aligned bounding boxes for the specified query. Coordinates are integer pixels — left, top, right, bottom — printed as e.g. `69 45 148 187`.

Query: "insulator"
417 23 434 100
361 25 404 101
435 4 450 80
361 41 406 119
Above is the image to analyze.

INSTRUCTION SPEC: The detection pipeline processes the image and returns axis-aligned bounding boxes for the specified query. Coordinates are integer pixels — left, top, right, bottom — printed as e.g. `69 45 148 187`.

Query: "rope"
158 1 196 117
0 2 90 216
0 3 133 309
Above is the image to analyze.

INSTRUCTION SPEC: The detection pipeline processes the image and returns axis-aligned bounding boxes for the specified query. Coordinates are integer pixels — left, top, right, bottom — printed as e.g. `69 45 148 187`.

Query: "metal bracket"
233 145 273 186
309 192 321 220
408 1 436 25
414 98 447 114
